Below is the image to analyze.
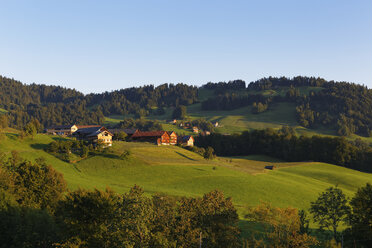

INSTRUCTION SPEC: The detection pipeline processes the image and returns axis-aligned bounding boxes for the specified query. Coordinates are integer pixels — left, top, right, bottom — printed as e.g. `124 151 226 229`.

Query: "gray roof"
76 126 102 134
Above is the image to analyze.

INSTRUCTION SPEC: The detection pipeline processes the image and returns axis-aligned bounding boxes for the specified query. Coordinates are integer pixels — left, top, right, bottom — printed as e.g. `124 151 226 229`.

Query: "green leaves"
310 187 350 240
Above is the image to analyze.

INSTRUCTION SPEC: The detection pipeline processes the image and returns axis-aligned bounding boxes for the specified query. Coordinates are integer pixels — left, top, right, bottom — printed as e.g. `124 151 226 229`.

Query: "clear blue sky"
0 0 371 93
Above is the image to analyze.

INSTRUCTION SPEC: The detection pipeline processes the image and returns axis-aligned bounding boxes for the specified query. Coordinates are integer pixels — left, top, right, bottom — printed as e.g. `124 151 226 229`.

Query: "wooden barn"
167 131 178 145
46 124 78 136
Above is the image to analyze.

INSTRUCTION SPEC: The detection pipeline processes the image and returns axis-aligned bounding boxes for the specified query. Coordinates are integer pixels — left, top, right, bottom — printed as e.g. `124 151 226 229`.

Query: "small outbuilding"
178 135 194 147
264 165 276 170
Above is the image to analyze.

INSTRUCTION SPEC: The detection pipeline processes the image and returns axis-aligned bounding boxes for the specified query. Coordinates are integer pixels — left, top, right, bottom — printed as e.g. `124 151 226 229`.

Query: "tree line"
195 128 372 172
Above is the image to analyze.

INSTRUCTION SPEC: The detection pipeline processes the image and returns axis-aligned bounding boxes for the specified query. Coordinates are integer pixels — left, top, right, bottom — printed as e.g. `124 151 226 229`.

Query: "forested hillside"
2 75 372 138
0 76 198 129
201 76 372 137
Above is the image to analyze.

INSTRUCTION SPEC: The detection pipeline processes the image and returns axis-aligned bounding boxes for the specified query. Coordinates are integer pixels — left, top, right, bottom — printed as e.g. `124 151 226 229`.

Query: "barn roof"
75 126 113 137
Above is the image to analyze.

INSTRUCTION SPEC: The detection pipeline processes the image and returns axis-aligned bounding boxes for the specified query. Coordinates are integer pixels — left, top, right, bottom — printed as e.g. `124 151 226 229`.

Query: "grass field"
0 108 7 114
1 132 371 219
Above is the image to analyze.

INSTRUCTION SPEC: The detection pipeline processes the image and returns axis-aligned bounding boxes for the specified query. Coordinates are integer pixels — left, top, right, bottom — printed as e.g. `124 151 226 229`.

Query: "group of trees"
0 76 198 129
46 140 91 162
201 93 269 111
202 80 246 94
244 203 318 247
251 102 269 114
172 105 187 119
0 153 240 248
87 83 198 117
115 118 162 131
195 128 372 172
244 184 372 247
309 185 372 247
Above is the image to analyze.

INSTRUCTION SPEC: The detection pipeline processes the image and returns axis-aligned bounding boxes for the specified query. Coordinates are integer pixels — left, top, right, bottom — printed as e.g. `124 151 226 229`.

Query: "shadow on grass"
93 152 123 160
51 136 71 142
30 143 48 150
175 151 196 161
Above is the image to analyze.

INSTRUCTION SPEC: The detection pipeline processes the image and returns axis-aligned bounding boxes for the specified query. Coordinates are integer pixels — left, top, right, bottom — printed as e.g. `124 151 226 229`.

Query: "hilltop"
2 75 372 143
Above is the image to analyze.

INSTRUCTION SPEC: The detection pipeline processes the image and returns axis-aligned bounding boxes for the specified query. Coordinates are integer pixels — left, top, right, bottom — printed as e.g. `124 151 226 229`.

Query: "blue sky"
0 0 371 93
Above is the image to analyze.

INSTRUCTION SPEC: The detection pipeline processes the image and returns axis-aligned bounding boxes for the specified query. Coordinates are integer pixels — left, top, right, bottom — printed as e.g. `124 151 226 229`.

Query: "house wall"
97 132 113 145
169 133 177 145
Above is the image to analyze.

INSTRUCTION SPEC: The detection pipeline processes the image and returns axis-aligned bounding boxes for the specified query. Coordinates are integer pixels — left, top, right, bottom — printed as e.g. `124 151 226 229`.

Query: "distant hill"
2 75 372 139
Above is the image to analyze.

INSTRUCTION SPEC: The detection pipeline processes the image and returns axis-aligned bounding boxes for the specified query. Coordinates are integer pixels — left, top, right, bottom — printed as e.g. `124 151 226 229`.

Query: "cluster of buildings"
168 119 218 135
46 125 114 146
46 124 194 147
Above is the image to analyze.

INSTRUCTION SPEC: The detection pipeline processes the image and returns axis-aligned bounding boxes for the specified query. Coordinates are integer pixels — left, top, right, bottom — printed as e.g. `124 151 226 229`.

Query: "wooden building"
178 135 194 147
167 131 178 145
73 126 113 146
46 124 78 136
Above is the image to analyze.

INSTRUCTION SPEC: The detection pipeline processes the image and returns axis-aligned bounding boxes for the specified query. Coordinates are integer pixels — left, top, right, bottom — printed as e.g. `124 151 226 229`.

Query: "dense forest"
0 76 198 129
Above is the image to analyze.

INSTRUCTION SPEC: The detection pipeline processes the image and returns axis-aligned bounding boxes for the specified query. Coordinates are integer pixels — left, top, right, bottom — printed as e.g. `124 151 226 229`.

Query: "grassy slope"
1 133 371 217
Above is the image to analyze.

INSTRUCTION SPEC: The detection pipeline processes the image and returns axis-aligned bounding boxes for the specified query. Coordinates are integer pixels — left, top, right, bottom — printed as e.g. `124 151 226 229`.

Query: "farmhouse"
46 124 78 136
178 135 194 147
131 131 177 145
167 131 178 145
73 126 113 146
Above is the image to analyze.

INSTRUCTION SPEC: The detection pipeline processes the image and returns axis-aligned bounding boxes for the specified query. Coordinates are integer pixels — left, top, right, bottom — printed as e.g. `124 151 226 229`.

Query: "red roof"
132 131 168 138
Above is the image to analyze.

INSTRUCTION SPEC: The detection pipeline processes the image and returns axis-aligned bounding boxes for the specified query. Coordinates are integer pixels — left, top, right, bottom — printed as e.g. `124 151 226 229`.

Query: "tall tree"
346 183 372 246
172 105 187 119
310 187 350 240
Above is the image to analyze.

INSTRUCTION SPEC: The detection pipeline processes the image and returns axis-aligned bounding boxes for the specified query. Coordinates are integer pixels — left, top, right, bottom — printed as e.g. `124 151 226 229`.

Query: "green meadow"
1 132 371 218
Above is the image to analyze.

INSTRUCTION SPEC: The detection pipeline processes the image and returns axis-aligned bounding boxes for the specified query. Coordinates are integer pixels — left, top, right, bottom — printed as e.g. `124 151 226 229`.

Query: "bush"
120 149 131 160
204 147 216 160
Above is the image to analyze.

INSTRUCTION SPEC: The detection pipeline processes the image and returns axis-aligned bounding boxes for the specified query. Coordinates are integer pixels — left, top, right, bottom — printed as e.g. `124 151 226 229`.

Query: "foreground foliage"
245 203 318 248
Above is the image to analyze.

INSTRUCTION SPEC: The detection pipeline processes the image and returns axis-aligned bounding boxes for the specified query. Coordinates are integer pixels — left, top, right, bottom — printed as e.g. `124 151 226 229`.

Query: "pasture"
1 132 371 218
